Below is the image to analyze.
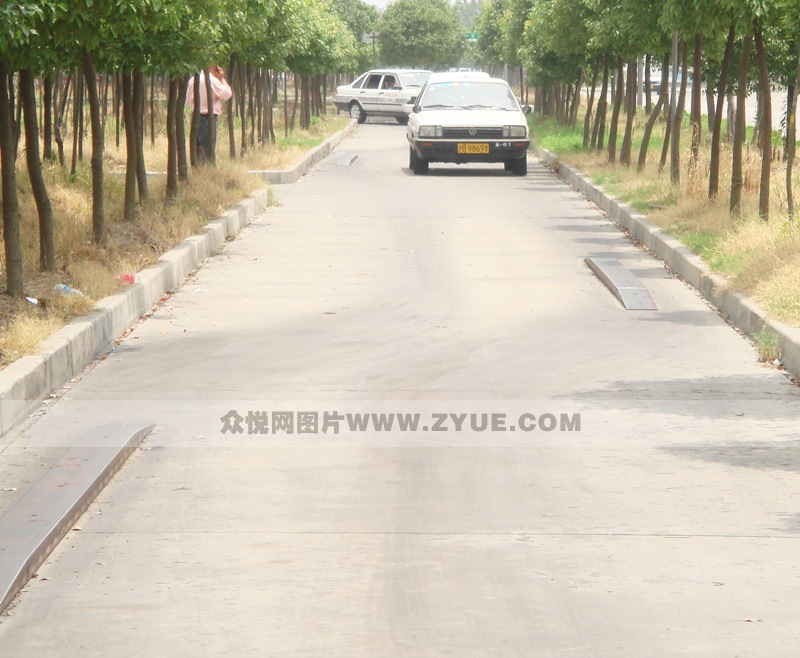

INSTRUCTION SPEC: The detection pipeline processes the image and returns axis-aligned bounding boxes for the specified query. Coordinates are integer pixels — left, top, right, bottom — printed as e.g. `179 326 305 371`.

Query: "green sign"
466 32 478 42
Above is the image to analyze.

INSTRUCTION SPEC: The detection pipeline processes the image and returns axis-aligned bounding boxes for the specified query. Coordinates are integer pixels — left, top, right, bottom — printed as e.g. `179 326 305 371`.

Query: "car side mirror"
523 104 532 114
412 105 421 114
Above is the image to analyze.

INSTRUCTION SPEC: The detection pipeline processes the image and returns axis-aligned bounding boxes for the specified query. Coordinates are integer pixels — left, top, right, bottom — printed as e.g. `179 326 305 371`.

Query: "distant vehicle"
406 73 531 175
334 69 432 125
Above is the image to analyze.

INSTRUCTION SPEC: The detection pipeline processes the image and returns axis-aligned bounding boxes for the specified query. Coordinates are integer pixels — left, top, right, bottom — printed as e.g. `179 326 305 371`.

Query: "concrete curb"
535 147 800 381
248 118 358 184
0 126 351 439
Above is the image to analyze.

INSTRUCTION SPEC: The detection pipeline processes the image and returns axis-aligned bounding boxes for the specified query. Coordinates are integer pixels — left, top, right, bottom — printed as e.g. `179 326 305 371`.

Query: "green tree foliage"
0 0 361 296
379 0 465 69
330 0 379 71
475 0 506 69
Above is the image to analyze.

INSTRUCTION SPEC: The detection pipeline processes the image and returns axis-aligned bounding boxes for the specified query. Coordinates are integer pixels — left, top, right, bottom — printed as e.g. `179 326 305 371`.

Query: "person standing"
186 65 232 164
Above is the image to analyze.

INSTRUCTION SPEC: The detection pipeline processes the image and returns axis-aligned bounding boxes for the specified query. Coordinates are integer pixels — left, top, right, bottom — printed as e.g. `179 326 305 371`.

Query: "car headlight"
503 125 527 138
418 125 443 138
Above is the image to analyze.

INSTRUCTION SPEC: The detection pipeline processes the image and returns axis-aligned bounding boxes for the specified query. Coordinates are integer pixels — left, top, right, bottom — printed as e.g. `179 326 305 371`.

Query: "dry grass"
0 110 350 366
0 309 64 364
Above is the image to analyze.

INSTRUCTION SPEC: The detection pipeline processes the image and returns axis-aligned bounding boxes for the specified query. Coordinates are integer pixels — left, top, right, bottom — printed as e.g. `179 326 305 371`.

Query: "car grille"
442 127 504 139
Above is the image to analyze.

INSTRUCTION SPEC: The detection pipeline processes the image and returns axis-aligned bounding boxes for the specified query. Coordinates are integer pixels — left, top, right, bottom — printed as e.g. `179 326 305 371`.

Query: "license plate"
457 143 489 154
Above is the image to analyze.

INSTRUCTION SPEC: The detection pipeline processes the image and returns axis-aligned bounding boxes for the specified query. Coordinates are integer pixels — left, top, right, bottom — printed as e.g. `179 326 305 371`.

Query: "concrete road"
1 121 799 657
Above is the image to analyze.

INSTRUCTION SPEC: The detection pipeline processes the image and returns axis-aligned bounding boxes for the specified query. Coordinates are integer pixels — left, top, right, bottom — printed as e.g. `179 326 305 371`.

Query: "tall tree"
730 33 753 216
708 23 736 197
0 3 49 295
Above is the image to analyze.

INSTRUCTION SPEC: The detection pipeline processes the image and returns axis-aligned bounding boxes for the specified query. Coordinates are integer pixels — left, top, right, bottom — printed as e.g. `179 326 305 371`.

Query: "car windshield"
398 71 432 88
419 81 519 111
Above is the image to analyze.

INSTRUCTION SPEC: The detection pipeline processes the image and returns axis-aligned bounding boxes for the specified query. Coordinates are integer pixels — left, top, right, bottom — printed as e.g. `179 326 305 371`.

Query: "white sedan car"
407 73 531 175
334 69 431 124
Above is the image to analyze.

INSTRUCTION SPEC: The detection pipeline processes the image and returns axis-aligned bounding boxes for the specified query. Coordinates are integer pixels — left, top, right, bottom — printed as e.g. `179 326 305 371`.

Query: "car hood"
416 108 527 128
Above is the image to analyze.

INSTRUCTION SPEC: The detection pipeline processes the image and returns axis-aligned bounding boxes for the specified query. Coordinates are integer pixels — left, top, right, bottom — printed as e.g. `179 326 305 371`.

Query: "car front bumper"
411 139 530 163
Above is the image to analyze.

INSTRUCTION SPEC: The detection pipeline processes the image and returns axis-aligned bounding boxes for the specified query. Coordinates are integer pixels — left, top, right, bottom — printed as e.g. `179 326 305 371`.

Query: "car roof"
427 71 492 83
363 69 432 75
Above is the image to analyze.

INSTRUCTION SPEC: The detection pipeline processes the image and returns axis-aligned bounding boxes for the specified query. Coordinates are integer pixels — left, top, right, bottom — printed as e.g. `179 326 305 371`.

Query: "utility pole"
362 32 380 68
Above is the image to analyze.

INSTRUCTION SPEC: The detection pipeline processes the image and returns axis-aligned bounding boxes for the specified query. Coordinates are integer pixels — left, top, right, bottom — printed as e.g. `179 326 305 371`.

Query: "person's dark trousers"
197 113 218 163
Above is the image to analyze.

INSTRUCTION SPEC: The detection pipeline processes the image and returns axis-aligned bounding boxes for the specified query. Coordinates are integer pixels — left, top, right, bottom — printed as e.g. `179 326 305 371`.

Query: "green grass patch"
529 115 584 154
754 329 780 362
625 180 678 213
676 230 749 278
676 231 717 258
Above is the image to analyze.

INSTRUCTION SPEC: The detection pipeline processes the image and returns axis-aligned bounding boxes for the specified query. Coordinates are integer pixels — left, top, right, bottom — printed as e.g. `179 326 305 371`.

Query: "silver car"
407 73 531 175
334 69 432 125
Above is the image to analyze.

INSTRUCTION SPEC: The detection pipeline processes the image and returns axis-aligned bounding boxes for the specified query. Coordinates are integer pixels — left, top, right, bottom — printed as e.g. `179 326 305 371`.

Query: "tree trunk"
706 81 715 133
709 24 735 198
644 54 652 115
785 84 794 161
259 69 266 144
592 52 610 150
583 57 599 148
189 73 200 167
787 40 800 217
176 74 189 182
230 54 239 159
248 66 256 148
284 72 289 138
81 50 105 244
620 59 637 166
569 69 583 129
301 75 308 129
659 106 672 173
166 75 179 200
290 69 299 131
689 33 702 174
70 66 83 177
268 70 276 144
607 57 624 163
103 73 111 129
730 34 753 216
115 72 121 149
726 94 736 142
11 74 20 158
670 41 689 184
149 74 155 147
0 62 24 297
204 68 216 165
43 76 54 161
122 72 138 221
54 74 70 167
133 70 148 201
639 54 669 172
20 69 56 270
753 22 772 220
236 56 245 156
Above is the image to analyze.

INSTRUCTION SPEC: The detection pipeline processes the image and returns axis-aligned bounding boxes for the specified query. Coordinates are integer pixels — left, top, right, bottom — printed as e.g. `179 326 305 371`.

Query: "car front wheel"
507 156 527 176
396 116 409 125
409 146 429 175
349 102 366 124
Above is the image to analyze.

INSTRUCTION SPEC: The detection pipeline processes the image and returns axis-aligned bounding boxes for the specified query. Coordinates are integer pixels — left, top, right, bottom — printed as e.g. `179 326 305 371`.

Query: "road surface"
1 120 799 656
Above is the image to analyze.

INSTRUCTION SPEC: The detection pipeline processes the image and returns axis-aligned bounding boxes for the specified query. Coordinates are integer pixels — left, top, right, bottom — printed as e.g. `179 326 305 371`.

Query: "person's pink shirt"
186 73 232 115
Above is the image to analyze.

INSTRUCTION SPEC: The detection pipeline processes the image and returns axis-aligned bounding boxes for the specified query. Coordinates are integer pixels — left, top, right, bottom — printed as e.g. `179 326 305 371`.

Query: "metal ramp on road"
0 423 154 614
585 257 657 310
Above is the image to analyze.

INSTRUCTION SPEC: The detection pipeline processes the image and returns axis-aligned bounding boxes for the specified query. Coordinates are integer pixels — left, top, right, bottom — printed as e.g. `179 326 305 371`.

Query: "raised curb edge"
535 146 800 382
